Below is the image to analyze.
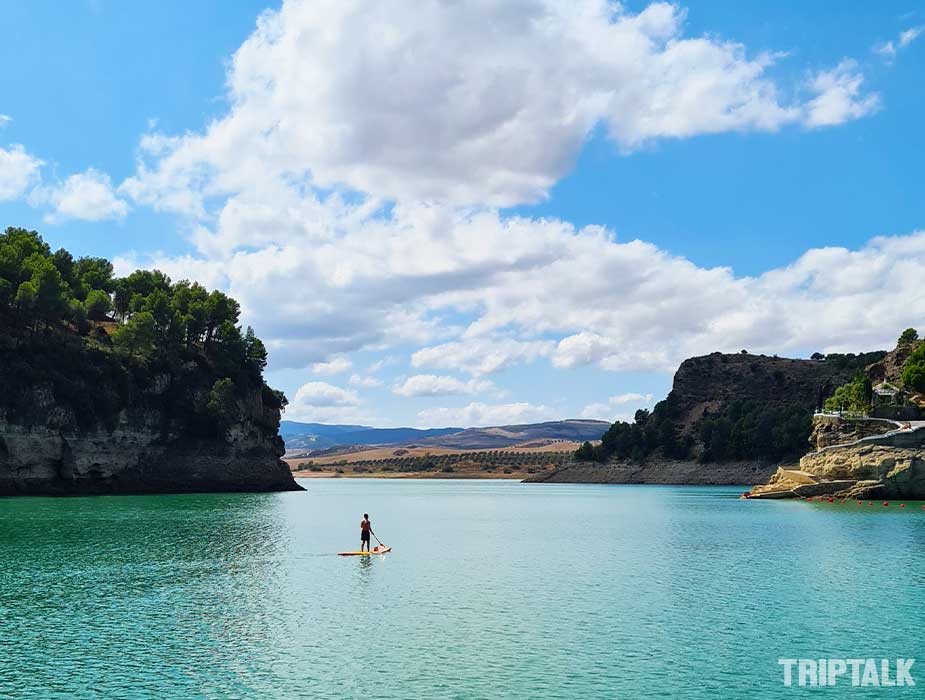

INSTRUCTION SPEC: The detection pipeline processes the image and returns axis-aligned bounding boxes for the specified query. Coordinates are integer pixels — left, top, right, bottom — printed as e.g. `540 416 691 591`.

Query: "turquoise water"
2 479 925 699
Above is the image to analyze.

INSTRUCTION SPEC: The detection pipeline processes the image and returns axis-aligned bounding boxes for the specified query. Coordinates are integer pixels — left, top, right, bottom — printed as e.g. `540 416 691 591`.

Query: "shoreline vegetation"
287 444 577 480
0 227 297 495
3 225 923 494
291 331 925 489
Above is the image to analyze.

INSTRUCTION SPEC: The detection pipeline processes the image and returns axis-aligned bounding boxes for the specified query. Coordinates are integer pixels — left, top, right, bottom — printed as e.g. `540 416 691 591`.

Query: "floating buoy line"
793 496 925 510
743 492 925 509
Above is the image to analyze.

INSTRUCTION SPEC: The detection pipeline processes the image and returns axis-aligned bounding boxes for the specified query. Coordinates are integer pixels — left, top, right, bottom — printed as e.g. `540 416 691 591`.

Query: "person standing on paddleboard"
360 513 374 552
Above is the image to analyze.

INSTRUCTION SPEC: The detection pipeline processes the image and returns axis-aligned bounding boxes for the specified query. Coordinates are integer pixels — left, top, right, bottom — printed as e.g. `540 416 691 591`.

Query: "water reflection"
5 482 925 700
356 554 373 579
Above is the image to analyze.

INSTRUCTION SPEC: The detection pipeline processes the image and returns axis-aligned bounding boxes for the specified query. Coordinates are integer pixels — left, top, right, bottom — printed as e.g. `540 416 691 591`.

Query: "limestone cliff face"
748 416 925 500
796 443 925 499
809 415 899 450
668 352 869 434
867 341 920 386
0 364 300 496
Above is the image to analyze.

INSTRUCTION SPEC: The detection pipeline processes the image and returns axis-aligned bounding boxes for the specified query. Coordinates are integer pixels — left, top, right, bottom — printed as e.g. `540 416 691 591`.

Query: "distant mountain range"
280 419 609 453
279 422 463 451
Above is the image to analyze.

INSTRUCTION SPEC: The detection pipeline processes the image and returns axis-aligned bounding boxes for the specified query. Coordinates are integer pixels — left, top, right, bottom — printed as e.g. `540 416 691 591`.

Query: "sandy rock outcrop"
748 416 925 500
797 443 925 499
809 416 899 450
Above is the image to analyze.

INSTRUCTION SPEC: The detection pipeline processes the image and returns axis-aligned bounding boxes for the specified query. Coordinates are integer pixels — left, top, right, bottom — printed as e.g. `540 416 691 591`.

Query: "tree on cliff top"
899 328 920 346
902 345 925 393
824 374 872 414
0 227 285 430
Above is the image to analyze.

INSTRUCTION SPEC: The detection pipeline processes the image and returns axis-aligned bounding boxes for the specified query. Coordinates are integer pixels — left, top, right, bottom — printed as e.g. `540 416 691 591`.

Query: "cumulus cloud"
804 60 880 127
104 0 901 388
292 381 359 407
392 374 496 398
284 381 372 423
416 401 557 428
33 168 128 223
310 356 352 376
0 144 42 201
122 199 925 378
411 337 555 377
348 373 383 389
580 392 655 421
121 0 876 211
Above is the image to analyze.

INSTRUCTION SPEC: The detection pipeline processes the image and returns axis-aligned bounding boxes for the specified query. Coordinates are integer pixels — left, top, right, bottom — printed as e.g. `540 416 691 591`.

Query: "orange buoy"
828 498 834 503
884 502 890 507
868 502 873 506
901 504 906 509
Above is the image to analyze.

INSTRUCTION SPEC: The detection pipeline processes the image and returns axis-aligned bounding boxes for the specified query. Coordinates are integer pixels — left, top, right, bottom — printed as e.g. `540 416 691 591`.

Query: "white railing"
814 410 869 420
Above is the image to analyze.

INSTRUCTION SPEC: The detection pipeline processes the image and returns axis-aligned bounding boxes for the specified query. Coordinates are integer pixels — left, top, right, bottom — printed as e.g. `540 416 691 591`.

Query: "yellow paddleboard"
338 546 392 556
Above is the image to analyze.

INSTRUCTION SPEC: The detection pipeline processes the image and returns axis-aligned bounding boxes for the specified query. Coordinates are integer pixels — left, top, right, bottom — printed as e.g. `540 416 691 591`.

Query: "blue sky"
2 0 924 427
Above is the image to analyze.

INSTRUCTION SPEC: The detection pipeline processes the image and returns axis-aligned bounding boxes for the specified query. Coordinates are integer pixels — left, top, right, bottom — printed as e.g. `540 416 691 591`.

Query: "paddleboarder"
360 513 373 552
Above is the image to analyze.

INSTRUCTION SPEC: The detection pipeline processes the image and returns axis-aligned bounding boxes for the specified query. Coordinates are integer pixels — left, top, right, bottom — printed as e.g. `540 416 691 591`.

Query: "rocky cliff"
808 415 899 450
665 351 881 440
0 331 300 496
534 351 884 485
867 341 920 386
748 417 925 500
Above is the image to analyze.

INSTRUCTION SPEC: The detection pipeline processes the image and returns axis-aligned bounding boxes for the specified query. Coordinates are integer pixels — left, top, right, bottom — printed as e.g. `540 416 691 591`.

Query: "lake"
2 479 925 699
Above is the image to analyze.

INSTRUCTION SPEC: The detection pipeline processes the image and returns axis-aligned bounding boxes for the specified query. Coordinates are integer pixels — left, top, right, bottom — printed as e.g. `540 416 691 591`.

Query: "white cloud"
310 356 352 376
0 115 11 128
611 392 655 405
899 26 924 48
124 197 925 378
292 381 359 407
34 168 128 223
416 401 557 428
348 373 383 389
875 26 923 61
284 403 373 424
105 0 901 386
804 60 880 128
412 337 555 377
284 380 373 423
392 374 496 398
367 357 394 374
875 41 897 60
121 0 875 211
580 392 655 421
0 144 42 201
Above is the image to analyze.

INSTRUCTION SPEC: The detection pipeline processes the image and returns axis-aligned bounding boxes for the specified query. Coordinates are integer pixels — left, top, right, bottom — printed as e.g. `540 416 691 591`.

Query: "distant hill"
280 419 608 453
279 421 370 439
280 421 462 451
414 420 610 450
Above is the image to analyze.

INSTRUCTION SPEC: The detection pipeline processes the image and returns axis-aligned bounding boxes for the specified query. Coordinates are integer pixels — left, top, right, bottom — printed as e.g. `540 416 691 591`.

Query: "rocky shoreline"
0 420 301 496
748 416 925 500
0 370 301 496
524 459 776 485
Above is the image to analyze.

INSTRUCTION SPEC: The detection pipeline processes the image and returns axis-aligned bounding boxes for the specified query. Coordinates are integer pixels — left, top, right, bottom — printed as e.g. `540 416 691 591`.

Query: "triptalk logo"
779 659 915 687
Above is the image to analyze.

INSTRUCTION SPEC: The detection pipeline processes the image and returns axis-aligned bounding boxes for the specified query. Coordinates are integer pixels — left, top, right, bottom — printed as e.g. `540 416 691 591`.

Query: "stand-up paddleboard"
338 545 392 556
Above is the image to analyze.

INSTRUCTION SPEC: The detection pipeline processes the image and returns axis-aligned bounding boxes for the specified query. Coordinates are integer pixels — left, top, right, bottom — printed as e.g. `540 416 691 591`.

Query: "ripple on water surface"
2 480 925 699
